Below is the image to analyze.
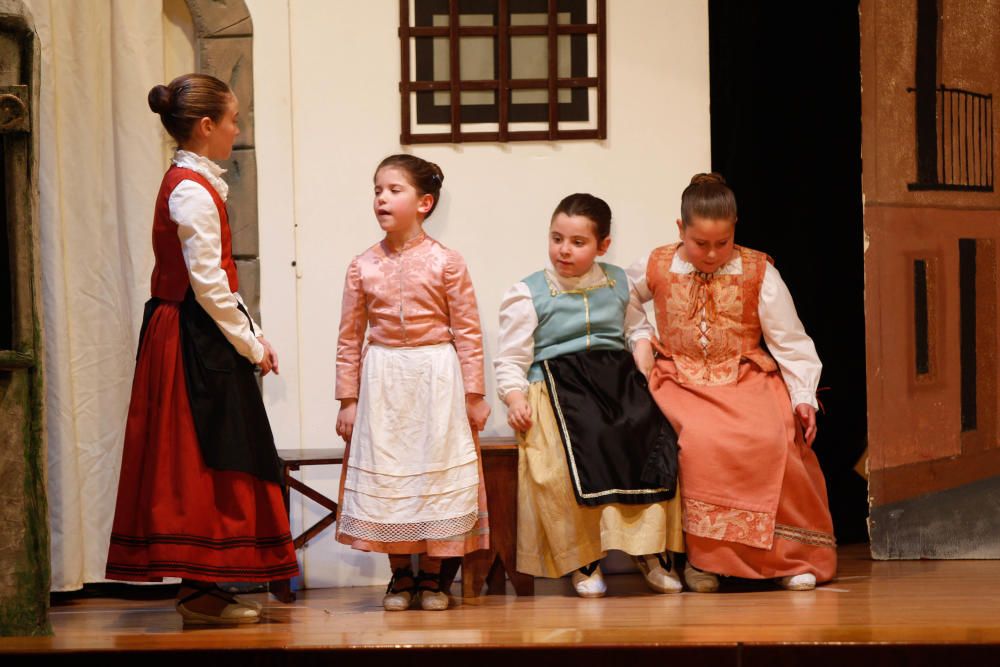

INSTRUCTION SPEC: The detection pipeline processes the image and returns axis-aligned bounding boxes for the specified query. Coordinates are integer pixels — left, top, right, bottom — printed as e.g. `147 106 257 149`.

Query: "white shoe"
683 562 720 593
635 553 683 594
571 564 607 598
778 572 816 591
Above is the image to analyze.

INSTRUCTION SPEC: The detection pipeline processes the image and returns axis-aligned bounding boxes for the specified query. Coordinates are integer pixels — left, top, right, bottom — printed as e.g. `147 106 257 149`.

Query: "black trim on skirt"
136 291 283 485
541 349 679 507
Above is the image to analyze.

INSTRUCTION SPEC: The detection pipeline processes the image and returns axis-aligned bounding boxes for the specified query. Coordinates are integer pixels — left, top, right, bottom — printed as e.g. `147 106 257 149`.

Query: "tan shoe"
213 585 263 612
417 570 450 611
383 589 415 611
419 590 450 611
778 572 816 591
233 595 263 612
683 561 720 593
175 587 260 625
383 567 417 611
571 562 607 598
635 553 683 594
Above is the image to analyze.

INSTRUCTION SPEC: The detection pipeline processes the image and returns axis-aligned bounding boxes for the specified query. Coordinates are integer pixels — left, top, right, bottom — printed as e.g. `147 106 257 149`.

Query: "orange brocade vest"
646 243 778 386
150 166 238 301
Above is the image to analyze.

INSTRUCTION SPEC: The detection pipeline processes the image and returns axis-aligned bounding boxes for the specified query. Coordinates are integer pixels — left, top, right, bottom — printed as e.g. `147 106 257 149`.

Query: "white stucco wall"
245 0 710 588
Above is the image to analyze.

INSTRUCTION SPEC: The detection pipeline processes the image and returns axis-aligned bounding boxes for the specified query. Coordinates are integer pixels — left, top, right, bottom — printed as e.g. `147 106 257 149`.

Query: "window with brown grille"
399 0 606 144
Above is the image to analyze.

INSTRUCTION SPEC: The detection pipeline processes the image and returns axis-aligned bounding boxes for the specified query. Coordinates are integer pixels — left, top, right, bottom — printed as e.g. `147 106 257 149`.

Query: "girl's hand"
504 391 533 432
336 399 358 443
466 394 491 432
632 339 655 379
794 403 817 447
257 336 279 376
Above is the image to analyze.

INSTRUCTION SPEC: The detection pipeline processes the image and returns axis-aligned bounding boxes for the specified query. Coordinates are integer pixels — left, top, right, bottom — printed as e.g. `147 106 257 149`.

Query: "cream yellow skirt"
516 381 684 578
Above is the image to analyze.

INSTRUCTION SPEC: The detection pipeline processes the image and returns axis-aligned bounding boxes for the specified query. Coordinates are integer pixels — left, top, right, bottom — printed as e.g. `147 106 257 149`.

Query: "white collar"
172 150 229 202
671 252 742 276
543 262 609 290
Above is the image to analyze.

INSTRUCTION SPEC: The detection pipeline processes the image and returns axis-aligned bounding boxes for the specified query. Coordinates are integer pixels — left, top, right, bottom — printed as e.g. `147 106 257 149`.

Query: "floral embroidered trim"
683 497 776 550
774 523 837 549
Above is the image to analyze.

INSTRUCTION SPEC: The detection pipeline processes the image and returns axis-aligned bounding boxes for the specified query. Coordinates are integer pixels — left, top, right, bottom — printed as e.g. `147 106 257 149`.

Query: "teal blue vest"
525 263 630 382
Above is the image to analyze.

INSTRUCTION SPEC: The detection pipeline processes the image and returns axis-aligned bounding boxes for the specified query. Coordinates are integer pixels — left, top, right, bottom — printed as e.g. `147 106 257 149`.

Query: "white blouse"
627 252 821 409
169 150 264 364
494 263 655 401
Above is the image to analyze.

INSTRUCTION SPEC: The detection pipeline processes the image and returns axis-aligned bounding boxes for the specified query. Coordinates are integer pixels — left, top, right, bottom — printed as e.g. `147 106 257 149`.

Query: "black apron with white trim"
542 348 679 507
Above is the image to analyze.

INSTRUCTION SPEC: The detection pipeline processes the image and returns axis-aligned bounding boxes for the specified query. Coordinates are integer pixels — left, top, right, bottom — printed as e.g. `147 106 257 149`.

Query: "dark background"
708 1 869 543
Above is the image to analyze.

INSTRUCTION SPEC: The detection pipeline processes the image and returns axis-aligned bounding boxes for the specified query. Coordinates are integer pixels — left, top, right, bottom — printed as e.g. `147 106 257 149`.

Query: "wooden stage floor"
4 545 1000 665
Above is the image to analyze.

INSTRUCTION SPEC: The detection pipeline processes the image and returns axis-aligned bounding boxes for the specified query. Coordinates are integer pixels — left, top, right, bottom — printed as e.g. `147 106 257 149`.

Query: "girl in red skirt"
106 74 298 624
630 173 836 592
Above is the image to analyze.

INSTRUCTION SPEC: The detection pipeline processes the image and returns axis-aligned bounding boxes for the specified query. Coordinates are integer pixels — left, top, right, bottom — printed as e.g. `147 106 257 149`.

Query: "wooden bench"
271 436 532 601
461 436 533 597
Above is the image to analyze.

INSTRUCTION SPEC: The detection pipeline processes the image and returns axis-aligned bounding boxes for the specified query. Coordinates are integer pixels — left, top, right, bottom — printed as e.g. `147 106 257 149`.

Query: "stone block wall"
191 0 260 328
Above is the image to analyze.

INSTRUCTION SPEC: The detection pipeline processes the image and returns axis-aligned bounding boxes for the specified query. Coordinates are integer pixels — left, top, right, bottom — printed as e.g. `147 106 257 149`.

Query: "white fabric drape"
26 0 167 591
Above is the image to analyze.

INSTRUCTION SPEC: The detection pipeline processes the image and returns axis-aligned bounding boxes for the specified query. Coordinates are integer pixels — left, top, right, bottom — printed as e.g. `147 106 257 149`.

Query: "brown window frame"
399 0 607 144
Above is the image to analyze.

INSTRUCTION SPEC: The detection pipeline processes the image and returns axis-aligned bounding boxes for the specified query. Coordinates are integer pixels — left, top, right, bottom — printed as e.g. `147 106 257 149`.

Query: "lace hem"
338 511 480 543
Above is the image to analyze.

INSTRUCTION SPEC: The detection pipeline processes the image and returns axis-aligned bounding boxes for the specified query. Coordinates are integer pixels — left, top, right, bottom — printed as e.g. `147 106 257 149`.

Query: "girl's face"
203 93 240 160
373 167 433 236
548 213 611 278
676 215 736 273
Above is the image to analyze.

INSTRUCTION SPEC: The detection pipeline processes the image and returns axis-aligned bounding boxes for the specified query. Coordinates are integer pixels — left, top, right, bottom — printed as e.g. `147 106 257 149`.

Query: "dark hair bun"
690 172 727 187
430 162 444 187
148 84 172 115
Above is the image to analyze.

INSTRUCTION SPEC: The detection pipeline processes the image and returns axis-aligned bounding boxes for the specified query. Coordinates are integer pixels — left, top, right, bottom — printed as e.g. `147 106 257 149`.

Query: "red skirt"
106 302 298 583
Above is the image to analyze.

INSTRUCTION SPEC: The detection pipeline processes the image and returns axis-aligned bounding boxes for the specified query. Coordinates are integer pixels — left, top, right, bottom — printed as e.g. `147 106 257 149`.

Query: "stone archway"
185 0 261 325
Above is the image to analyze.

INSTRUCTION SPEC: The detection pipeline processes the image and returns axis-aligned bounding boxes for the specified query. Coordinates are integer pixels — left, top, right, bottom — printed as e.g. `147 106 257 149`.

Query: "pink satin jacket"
335 232 485 399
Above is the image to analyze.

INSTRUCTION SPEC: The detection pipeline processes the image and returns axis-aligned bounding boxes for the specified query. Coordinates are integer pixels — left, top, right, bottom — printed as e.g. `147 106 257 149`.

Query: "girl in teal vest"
495 194 684 597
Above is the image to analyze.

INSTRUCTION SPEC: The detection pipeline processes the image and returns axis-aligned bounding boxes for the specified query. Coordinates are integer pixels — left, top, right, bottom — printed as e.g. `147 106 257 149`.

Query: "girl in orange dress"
334 155 490 611
630 173 836 591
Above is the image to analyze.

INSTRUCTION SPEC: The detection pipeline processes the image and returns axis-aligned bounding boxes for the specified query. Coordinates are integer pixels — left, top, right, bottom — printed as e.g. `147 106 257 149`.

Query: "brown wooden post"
0 0 49 637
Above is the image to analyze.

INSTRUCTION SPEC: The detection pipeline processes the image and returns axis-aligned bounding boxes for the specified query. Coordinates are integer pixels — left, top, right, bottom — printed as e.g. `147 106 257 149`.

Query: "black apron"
137 291 282 485
541 349 678 507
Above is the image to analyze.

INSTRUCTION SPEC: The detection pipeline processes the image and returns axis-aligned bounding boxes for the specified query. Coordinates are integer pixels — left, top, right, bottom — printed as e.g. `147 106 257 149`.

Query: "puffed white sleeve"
493 282 537 401
759 262 821 409
169 180 265 364
623 274 654 349
234 292 264 338
626 253 654 304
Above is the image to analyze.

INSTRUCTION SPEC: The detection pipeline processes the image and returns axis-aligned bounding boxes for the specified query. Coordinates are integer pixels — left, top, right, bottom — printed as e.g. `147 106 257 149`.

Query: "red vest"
150 166 238 301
